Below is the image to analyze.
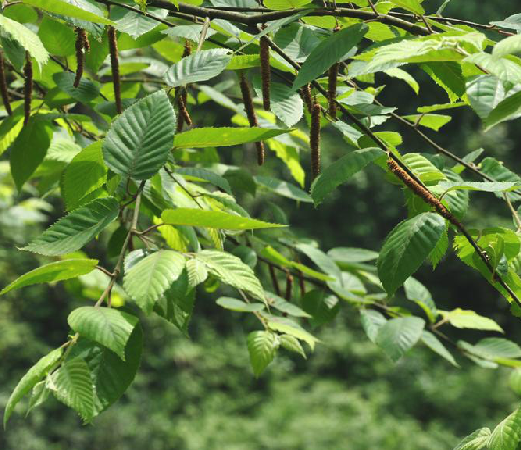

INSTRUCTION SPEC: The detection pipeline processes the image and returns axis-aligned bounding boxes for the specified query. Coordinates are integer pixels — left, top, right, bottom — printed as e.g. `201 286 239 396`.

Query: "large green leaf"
466 75 506 119
484 90 521 131
173 127 290 149
62 142 107 211
494 34 521 58
103 90 176 180
23 197 119 256
388 0 425 14
38 16 75 57
489 408 521 450
48 358 94 422
194 250 264 301
10 120 52 190
4 348 62 428
310 148 384 206
124 250 186 314
459 338 521 361
453 428 491 450
293 24 368 90
360 310 387 343
22 0 113 25
164 49 231 87
375 317 425 362
0 15 48 66
377 213 446 295
68 307 138 360
464 53 521 84
259 81 303 127
247 331 278 377
0 259 98 296
53 72 100 104
161 208 285 230
441 308 503 332
113 7 167 38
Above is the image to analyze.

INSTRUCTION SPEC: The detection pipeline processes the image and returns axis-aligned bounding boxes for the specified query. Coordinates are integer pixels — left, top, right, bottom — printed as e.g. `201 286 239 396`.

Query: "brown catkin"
310 98 321 179
327 62 339 119
108 26 122 114
300 84 312 113
73 28 87 88
239 73 265 165
285 272 293 301
260 36 271 111
23 52 32 125
176 41 193 132
298 271 306 297
386 158 461 227
268 264 281 297
0 51 11 115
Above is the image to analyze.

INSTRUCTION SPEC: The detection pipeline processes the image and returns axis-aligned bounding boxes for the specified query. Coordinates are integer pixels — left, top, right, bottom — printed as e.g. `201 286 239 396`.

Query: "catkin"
285 272 293 301
268 264 281 297
310 98 321 180
239 73 265 165
327 62 339 119
260 36 271 111
0 51 11 115
24 52 32 126
299 271 306 297
108 26 122 114
387 158 461 227
74 28 87 88
176 41 193 132
300 84 312 113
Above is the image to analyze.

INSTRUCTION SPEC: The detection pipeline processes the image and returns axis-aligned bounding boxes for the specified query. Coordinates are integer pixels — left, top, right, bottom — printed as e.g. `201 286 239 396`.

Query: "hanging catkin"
310 98 321 180
108 26 122 114
239 72 265 165
73 28 87 88
0 51 11 115
300 84 312 113
327 62 339 119
285 272 293 301
23 52 32 126
176 41 193 132
298 271 305 297
260 36 271 111
268 263 281 297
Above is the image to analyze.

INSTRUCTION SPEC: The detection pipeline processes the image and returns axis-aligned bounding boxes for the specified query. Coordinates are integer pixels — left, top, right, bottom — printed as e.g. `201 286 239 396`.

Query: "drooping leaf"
464 53 521 85
421 330 458 367
38 16 75 57
1 259 98 296
216 297 265 312
441 308 503 332
68 307 138 360
293 23 368 90
173 127 290 148
53 72 100 104
4 348 62 428
361 309 387 343
124 250 186 314
279 334 306 358
103 90 176 180
375 317 425 362
403 277 437 322
164 49 231 87
247 331 278 377
23 197 119 256
459 338 521 361
484 90 521 131
255 175 313 203
377 213 446 295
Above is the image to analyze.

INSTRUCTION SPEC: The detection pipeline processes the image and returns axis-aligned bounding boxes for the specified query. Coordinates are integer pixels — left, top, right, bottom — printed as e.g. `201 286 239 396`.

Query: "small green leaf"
23 197 119 256
68 307 138 360
361 310 387 344
453 428 491 450
484 90 521 131
264 0 311 10
293 24 368 90
247 331 278 377
421 330 458 367
173 127 290 148
279 334 306 358
403 277 437 322
441 308 503 333
22 0 113 25
311 148 384 205
216 297 265 312
494 34 521 57
1 259 98 296
489 408 521 450
103 90 176 180
376 317 425 362
255 176 313 203
377 213 446 295
124 250 186 314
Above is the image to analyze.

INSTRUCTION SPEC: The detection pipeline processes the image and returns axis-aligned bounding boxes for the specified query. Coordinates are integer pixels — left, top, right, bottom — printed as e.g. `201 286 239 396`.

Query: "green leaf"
401 153 446 185
265 292 311 318
421 330 458 367
489 408 521 450
216 296 265 312
421 62 466 102
484 90 521 131
264 0 311 10
403 277 437 322
466 75 506 120
38 16 75 57
375 317 425 362
279 334 306 358
377 213 446 295
253 80 303 127
53 72 100 104
175 167 232 194
154 271 195 336
161 208 285 230
48 358 94 422
4 348 62 428
361 310 388 343
22 197 119 256
10 120 52 190
195 250 265 301
384 68 419 94
388 0 425 14
247 331 278 377
293 24 368 90
403 114 451 131
113 7 167 38
22 0 113 25
23 197 119 256
301 290 340 328
453 428 491 450
435 181 520 193
494 34 521 58
124 250 186 314
328 247 379 264
459 338 521 361
310 148 384 206
464 53 521 84
68 307 138 360
266 316 318 349
185 258 208 288
173 127 290 148
164 49 231 87
62 142 108 211
103 90 176 180
0 14 48 66
255 175 313 203
0 259 98 296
